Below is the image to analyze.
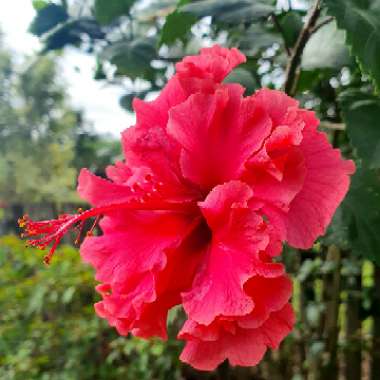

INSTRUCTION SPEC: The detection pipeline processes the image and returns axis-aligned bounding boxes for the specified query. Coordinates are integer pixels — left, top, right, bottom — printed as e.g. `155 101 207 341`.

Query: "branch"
319 121 345 131
311 16 334 35
283 0 322 96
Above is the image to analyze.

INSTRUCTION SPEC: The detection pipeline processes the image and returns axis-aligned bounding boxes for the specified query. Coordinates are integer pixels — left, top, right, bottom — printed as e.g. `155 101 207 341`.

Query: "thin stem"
283 0 322 96
311 16 334 35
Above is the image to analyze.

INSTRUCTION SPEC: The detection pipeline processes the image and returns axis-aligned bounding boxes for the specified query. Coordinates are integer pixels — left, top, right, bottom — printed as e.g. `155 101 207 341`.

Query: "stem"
371 265 380 380
283 0 322 96
311 16 334 35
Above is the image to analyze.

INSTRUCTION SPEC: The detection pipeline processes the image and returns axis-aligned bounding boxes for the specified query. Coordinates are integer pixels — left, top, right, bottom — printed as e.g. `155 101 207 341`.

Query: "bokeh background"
1 1 380 379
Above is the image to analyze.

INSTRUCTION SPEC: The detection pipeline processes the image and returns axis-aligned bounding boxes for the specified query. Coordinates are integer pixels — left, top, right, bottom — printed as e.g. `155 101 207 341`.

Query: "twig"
319 121 345 131
311 16 335 35
271 13 291 56
283 0 322 96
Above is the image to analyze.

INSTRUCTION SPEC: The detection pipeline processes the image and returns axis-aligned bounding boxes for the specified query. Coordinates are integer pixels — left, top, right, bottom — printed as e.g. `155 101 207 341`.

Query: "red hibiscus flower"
20 45 355 371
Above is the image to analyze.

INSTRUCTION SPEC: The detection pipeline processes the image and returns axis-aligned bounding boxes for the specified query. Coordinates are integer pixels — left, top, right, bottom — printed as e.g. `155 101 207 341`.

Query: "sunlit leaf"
302 21 351 70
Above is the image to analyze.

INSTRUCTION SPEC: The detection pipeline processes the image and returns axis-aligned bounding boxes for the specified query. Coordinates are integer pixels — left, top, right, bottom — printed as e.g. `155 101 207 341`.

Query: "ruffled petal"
182 181 270 325
80 210 198 339
176 45 246 94
245 89 355 249
179 304 295 371
282 120 355 248
168 85 271 189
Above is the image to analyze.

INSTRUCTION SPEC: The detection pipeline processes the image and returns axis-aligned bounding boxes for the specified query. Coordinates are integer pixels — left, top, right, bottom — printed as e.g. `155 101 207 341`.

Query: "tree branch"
283 0 322 96
311 16 335 35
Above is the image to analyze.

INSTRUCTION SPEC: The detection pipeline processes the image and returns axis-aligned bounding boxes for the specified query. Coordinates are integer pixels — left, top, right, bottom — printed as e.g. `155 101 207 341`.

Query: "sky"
0 0 304 135
0 0 133 136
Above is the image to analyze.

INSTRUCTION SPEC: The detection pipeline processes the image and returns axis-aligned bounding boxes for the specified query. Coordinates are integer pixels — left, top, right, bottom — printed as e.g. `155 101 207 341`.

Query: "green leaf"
94 0 135 25
325 0 380 89
101 38 156 79
223 68 258 94
29 3 68 36
278 11 303 48
237 24 281 56
326 166 380 264
182 0 274 24
302 20 351 70
119 90 150 111
345 166 380 264
32 0 49 11
340 90 380 168
42 18 105 52
160 10 197 46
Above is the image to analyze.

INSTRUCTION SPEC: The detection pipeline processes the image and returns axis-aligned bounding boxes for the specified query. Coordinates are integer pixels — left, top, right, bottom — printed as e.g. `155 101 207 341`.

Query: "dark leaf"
182 0 274 24
223 68 258 94
94 0 135 25
101 38 156 79
325 0 380 89
278 11 303 48
29 4 68 37
43 18 105 52
325 165 380 264
160 10 197 46
340 90 380 169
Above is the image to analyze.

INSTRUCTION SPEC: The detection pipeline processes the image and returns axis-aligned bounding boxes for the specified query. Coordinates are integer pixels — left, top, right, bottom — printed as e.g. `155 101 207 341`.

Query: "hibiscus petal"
182 181 270 325
80 210 196 338
179 304 295 371
283 121 355 248
176 45 246 94
77 168 135 206
168 86 271 189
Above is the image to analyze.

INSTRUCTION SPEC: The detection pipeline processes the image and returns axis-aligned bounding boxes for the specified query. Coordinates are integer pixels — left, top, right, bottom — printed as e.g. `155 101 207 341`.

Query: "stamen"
20 190 198 264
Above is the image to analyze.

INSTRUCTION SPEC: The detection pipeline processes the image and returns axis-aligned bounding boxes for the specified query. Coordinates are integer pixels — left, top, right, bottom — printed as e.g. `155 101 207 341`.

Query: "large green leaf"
160 10 197 46
42 18 105 52
278 11 303 48
302 20 351 70
325 0 380 89
324 166 380 264
340 90 380 169
223 68 258 94
101 38 156 79
94 0 135 25
342 167 380 264
29 3 68 36
182 0 274 24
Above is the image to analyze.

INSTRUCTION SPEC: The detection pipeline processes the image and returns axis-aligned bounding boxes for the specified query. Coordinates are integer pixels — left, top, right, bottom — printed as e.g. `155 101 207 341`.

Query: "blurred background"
1 0 380 379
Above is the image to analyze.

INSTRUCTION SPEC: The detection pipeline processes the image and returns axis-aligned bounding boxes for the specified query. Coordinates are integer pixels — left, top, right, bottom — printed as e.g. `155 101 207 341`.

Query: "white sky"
0 0 305 136
0 0 134 136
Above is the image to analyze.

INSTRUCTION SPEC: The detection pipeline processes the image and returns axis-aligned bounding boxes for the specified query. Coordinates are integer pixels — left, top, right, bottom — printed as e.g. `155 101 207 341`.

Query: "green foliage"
0 48 78 204
29 3 68 36
0 235 183 380
278 11 303 48
101 37 156 79
94 0 136 25
325 0 380 89
326 166 380 264
181 0 275 24
340 90 380 169
160 9 197 46
302 21 351 70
